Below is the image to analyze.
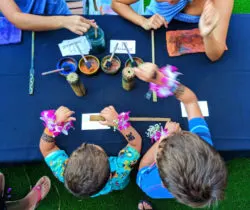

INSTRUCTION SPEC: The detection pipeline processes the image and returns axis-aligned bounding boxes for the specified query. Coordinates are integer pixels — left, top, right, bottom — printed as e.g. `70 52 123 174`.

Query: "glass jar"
86 27 106 54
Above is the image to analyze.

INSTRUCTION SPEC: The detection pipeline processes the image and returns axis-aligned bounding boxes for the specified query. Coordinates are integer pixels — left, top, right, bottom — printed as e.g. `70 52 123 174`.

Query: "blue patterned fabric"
44 145 140 197
145 0 199 23
45 150 69 183
92 145 140 197
136 118 212 199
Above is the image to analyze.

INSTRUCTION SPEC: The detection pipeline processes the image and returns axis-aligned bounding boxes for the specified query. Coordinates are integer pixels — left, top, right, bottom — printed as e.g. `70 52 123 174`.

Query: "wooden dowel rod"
89 115 170 122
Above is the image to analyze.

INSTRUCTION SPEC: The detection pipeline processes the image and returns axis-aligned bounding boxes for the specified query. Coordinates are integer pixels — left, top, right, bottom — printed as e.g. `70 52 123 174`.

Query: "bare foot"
26 176 51 210
138 201 153 210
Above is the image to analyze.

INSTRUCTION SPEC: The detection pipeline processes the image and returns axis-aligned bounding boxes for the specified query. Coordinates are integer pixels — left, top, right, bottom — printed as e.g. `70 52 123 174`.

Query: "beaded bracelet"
113 112 131 131
149 65 182 98
40 110 74 137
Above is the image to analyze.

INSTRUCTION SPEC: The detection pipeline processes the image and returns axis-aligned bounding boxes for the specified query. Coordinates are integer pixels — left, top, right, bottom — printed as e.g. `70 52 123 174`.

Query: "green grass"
1 2 250 210
1 159 250 210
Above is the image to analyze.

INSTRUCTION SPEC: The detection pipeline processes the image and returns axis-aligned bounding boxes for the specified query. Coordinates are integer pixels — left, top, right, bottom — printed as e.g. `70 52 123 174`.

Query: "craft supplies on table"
29 31 35 95
79 55 100 75
125 57 143 68
56 57 78 76
101 55 121 74
86 27 106 54
122 67 135 91
89 115 171 122
66 72 86 97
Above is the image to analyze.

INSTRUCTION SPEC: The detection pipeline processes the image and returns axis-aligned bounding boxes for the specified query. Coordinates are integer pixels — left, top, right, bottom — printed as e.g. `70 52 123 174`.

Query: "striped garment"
0 0 71 16
145 0 200 23
136 117 213 199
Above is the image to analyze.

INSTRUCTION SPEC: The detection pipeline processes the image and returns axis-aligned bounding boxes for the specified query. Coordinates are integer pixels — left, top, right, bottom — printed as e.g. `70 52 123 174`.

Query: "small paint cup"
78 55 100 75
125 57 144 68
56 57 78 76
101 55 121 74
86 27 106 54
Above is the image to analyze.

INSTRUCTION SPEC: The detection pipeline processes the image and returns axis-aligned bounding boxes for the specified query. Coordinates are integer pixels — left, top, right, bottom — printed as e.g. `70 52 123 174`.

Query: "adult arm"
201 0 234 61
0 0 97 35
112 0 167 30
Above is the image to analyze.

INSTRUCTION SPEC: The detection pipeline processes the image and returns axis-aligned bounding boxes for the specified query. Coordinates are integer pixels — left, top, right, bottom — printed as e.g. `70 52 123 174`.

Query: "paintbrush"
105 43 119 68
29 31 35 95
89 115 171 122
41 66 71 76
123 42 137 67
75 43 92 69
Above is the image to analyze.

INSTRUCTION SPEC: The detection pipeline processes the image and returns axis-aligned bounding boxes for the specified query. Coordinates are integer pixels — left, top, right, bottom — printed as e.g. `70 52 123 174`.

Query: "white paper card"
181 101 209 117
110 40 136 54
58 36 91 56
81 113 110 130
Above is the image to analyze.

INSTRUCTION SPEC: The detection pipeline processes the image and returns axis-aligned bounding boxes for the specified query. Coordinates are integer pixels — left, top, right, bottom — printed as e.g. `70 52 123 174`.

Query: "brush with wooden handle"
75 43 92 69
90 115 170 122
105 43 119 68
123 42 137 67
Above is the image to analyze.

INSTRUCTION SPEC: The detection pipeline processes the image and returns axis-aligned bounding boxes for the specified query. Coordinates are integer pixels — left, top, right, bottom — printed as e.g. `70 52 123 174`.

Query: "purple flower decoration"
40 110 74 137
116 112 131 131
149 65 182 98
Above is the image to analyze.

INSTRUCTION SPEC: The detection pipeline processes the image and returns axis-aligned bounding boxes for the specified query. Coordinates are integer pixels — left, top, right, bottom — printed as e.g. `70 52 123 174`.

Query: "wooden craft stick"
90 115 170 122
151 30 157 102
151 30 155 64
95 28 98 38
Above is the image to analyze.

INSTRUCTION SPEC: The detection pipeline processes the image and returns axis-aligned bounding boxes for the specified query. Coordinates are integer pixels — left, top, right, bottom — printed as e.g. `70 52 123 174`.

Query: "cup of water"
86 27 106 54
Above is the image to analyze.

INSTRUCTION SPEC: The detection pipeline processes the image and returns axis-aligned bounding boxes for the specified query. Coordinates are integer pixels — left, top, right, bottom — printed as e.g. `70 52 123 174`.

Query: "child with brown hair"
134 63 227 209
39 105 141 197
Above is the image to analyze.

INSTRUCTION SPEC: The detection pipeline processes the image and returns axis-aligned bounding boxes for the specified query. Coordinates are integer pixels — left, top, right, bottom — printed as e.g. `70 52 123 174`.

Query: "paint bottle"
122 67 135 91
66 73 86 97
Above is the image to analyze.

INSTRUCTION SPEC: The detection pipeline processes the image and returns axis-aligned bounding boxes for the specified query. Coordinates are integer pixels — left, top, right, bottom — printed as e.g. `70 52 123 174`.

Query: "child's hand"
142 14 168 30
165 121 181 135
100 106 118 127
55 106 76 124
62 16 97 35
134 63 163 84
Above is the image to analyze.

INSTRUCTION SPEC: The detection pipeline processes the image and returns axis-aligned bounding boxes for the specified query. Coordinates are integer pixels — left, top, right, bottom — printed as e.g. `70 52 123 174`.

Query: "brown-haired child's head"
64 143 110 197
156 131 227 208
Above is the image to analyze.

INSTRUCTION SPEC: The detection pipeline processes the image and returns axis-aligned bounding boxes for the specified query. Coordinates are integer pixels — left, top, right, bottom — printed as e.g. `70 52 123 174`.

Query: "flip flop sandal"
199 10 219 37
31 176 51 209
138 200 154 210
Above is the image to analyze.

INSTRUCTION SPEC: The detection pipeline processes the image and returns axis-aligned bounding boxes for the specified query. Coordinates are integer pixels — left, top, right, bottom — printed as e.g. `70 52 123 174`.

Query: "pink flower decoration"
40 110 74 137
116 112 131 131
149 65 181 98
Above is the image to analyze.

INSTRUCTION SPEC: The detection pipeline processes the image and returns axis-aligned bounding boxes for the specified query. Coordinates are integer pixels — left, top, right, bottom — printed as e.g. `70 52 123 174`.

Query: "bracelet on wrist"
149 65 181 98
40 110 74 137
112 112 131 132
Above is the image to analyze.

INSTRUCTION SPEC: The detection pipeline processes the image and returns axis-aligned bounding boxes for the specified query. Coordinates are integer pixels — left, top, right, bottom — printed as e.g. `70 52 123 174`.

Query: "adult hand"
55 106 76 124
100 106 119 127
199 0 219 37
142 14 168 30
63 16 98 35
134 63 162 84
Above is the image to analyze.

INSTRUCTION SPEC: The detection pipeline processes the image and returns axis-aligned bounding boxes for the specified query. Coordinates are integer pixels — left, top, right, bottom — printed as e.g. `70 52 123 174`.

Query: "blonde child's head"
156 131 227 208
64 143 110 197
